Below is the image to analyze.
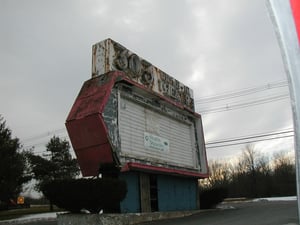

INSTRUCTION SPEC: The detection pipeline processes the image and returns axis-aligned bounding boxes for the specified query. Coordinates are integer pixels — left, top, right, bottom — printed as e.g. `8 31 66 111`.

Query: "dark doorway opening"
149 174 158 211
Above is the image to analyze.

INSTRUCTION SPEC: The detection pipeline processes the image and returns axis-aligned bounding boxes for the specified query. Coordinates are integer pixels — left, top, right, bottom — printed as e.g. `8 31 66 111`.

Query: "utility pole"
266 0 300 222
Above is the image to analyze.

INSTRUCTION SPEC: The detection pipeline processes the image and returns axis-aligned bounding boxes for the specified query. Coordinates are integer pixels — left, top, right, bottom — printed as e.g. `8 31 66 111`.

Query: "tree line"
0 115 79 206
200 144 296 198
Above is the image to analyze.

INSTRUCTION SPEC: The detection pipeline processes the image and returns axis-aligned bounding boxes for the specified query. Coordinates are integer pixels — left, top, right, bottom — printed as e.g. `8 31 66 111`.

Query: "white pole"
266 0 300 222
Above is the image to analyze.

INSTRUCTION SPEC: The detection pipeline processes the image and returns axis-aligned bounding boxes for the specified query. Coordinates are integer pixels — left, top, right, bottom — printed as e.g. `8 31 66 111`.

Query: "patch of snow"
217 205 235 210
18 212 58 220
252 196 297 202
0 212 60 224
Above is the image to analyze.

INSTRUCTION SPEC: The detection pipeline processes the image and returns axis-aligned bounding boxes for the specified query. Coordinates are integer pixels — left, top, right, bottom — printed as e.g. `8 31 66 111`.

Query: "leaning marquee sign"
66 38 208 178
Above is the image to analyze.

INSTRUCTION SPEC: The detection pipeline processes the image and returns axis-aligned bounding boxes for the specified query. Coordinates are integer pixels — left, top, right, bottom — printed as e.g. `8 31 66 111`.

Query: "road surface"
3 200 298 225
142 200 298 225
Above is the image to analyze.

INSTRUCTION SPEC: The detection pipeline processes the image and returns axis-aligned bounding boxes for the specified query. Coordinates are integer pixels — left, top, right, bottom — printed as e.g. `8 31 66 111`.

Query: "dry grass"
0 205 61 221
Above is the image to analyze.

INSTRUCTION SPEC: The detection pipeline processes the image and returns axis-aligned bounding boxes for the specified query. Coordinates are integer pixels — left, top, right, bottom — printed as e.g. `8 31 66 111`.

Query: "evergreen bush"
200 186 228 209
41 178 127 213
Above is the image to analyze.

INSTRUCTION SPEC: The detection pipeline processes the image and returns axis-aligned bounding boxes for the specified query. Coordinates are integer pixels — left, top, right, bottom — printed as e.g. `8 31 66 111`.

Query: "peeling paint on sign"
92 39 194 111
66 37 209 177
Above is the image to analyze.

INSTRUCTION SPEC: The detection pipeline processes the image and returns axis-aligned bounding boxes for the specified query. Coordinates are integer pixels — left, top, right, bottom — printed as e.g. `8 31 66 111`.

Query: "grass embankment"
0 205 62 221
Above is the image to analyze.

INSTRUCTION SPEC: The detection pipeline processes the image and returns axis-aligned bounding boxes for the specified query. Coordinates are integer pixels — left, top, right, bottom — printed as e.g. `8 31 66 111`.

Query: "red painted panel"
121 162 209 179
65 71 125 176
290 0 300 43
66 114 108 150
66 114 114 176
66 71 124 121
74 143 113 176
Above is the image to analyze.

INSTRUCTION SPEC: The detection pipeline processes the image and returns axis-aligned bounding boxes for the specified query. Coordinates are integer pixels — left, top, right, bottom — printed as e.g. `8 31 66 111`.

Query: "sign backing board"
66 39 209 178
66 72 208 177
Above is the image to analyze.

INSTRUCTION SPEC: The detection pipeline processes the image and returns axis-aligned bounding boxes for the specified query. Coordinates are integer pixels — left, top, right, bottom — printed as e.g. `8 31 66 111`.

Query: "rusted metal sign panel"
66 39 208 178
92 39 195 111
66 71 208 177
66 72 123 176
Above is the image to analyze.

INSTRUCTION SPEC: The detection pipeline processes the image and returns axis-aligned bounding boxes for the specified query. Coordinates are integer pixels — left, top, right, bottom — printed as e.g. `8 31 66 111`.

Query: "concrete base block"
57 210 201 225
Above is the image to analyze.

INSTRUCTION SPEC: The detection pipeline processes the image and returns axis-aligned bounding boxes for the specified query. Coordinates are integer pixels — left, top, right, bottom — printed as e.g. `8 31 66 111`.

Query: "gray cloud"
0 0 293 160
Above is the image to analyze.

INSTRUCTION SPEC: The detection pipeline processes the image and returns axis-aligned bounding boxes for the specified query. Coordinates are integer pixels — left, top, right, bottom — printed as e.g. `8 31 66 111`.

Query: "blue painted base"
120 172 140 213
157 175 198 211
120 172 198 213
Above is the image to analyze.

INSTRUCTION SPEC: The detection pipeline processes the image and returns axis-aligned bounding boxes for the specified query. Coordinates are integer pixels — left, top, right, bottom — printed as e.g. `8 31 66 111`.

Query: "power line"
206 129 294 145
194 80 290 114
23 134 69 150
198 93 289 114
206 134 294 149
19 80 292 151
206 129 294 149
194 80 288 104
22 128 66 144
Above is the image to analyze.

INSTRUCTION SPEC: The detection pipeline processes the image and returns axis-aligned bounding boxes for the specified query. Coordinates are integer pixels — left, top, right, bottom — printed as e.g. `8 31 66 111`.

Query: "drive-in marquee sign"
66 39 208 178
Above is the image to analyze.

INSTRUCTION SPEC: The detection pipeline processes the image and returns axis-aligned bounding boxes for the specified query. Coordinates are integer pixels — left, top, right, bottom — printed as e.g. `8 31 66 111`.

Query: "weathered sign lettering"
92 39 195 111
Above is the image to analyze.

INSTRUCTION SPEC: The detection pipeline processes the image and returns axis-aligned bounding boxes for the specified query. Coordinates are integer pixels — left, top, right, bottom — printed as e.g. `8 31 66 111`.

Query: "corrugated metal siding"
120 172 140 213
157 175 197 211
119 95 197 169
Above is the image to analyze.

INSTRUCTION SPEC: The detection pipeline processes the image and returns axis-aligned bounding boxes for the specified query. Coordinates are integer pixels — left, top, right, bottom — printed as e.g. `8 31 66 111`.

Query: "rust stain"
91 39 195 111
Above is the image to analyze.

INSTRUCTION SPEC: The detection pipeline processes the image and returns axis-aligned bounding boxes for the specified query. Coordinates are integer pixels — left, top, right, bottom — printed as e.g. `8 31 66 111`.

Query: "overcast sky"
0 0 294 162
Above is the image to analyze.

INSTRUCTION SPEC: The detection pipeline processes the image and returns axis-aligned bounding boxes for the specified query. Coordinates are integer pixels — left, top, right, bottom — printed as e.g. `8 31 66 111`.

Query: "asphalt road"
7 200 298 225
20 222 56 225
143 200 298 225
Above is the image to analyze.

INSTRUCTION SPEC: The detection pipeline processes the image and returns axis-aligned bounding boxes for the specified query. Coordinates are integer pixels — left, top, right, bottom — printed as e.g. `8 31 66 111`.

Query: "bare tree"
238 144 257 174
200 145 294 198
272 151 296 196
200 160 233 189
233 144 271 197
